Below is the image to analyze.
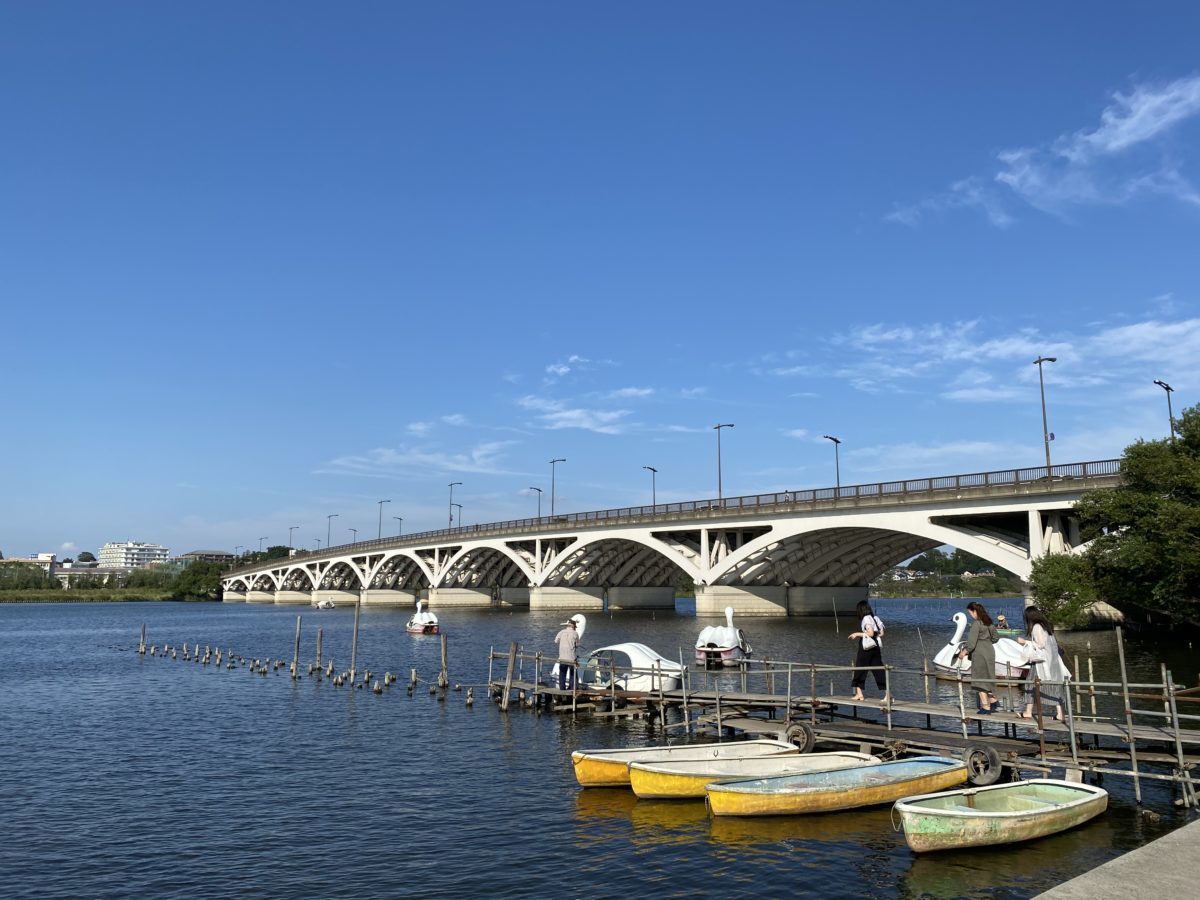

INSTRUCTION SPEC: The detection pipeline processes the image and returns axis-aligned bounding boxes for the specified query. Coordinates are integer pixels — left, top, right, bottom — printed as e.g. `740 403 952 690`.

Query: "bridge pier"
786 585 868 616
362 589 416 608
275 590 312 606
428 587 492 608
529 586 604 611
314 589 359 608
497 587 530 608
695 585 788 617
607 586 676 610
246 590 274 604
223 592 246 603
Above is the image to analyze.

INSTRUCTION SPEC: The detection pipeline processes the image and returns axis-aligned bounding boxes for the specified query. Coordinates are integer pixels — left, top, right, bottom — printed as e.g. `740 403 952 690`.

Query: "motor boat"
695 606 752 667
932 612 1028 678
581 642 683 693
405 599 439 635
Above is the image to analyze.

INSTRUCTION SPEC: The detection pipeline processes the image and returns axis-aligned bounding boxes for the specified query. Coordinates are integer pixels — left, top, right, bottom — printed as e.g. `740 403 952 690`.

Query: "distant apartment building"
177 550 235 566
0 553 58 576
99 541 170 568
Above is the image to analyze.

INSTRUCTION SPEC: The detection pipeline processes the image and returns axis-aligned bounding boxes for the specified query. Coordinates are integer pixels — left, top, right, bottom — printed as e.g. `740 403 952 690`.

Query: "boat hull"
894 779 1108 852
706 756 968 817
572 740 798 789
406 623 438 634
630 752 877 799
694 646 748 667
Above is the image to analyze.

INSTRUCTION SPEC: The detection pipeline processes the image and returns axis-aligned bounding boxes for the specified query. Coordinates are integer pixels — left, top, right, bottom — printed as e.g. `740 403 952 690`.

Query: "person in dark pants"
554 618 579 691
849 600 889 704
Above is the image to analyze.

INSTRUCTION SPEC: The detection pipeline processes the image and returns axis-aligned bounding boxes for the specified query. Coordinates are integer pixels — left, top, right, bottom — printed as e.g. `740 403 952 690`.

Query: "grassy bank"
0 589 204 603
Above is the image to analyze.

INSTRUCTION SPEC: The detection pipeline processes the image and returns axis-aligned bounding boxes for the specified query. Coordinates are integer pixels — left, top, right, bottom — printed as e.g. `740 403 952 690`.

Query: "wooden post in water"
139 624 146 655
315 628 323 670
438 633 449 688
291 615 302 678
678 649 691 737
956 669 968 740
1087 657 1097 718
500 641 518 711
349 597 361 683
715 682 723 740
1115 627 1142 804
1165 670 1195 808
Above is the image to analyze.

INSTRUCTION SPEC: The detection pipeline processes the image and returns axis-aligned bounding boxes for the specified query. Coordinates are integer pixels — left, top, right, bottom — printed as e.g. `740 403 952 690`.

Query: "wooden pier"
487 627 1200 806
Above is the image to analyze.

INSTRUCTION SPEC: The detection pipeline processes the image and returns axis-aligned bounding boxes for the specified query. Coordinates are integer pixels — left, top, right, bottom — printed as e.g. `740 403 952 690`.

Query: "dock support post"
349 597 361 683
679 650 691 738
315 628 323 671
1165 668 1194 808
500 641 518 711
534 651 542 707
1116 627 1141 804
438 633 449 688
956 670 968 740
884 666 892 730
715 683 723 740
291 615 302 678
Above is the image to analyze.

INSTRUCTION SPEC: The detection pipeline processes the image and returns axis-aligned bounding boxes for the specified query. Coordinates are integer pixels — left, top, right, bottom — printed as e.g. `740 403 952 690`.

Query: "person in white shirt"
1016 606 1070 722
849 600 889 704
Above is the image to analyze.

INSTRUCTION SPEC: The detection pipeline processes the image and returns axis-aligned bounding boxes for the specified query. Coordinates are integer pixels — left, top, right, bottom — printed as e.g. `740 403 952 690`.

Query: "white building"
99 541 170 568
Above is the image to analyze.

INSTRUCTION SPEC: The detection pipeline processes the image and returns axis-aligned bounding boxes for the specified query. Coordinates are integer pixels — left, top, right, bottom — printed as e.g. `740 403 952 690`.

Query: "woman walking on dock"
959 601 999 713
1017 606 1069 721
849 600 888 704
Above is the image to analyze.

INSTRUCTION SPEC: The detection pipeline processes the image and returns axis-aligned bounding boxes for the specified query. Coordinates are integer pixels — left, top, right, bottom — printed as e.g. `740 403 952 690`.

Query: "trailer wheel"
963 744 1003 786
784 722 816 754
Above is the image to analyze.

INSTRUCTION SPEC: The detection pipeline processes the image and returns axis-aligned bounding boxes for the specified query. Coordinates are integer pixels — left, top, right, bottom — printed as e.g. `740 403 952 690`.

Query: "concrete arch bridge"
222 459 1119 616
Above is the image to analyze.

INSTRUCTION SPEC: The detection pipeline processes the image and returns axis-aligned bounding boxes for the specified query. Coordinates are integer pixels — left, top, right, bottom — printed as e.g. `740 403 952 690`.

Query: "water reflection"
708 807 896 847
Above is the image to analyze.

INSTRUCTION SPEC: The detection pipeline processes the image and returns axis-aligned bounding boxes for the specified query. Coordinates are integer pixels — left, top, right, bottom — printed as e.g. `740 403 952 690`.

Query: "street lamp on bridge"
326 514 338 549
377 499 391 539
643 465 658 507
234 545 243 559
314 538 320 551
529 486 543 518
349 528 357 543
452 503 463 527
1033 356 1057 475
448 482 462 527
549 459 565 517
1154 379 1177 443
288 526 299 550
258 536 268 553
393 516 403 536
713 424 734 500
822 435 842 492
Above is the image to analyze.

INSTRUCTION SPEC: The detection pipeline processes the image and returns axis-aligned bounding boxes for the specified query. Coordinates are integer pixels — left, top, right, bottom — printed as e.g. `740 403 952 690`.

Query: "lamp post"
258 536 268 553
822 435 842 492
1033 356 1057 475
713 424 734 500
529 486 543 517
549 459 565 517
643 465 658 507
393 516 403 536
1154 379 1177 443
287 526 298 550
448 482 462 528
377 499 390 539
452 503 463 527
349 528 357 544
326 514 338 548
234 545 243 559
313 538 320 551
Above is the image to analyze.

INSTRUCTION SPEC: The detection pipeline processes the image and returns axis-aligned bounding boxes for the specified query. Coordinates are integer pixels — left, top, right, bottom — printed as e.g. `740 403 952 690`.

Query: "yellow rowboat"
706 756 968 817
572 739 797 789
630 751 879 799
893 779 1108 852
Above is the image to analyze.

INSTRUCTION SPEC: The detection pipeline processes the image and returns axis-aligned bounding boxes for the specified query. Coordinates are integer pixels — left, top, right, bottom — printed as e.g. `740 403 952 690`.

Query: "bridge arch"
368 550 434 591
541 534 698 588
439 541 536 589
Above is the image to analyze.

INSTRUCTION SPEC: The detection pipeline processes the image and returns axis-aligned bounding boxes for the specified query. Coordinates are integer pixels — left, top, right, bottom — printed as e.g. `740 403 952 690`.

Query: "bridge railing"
229 458 1121 575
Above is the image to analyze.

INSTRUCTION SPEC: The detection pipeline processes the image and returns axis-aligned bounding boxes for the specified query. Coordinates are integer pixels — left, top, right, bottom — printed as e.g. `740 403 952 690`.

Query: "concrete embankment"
1036 816 1200 898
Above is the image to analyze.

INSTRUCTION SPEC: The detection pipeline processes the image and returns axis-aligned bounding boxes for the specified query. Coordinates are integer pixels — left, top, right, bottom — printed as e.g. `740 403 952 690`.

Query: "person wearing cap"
555 618 579 692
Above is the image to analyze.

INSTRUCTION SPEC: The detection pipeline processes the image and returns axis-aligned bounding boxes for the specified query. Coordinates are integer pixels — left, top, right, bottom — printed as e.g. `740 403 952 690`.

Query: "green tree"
175 561 224 599
1029 553 1096 629
264 545 290 561
1074 403 1200 621
77 551 96 563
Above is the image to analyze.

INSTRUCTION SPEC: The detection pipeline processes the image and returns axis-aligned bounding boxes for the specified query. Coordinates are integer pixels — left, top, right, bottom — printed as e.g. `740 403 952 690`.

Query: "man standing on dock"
555 618 579 692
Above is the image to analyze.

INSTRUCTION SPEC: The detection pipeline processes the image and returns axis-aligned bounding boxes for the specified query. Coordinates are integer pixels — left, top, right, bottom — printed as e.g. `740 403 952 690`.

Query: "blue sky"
3 2 1199 559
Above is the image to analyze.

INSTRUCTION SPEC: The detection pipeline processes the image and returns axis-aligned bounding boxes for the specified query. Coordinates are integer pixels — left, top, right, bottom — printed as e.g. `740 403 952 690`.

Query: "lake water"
1 598 1193 899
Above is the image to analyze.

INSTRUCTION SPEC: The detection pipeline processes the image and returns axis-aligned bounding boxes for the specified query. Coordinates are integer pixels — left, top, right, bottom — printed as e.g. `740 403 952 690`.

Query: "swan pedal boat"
932 612 1029 678
630 751 879 799
405 599 439 634
694 606 753 667
705 756 968 817
572 739 798 789
893 778 1108 852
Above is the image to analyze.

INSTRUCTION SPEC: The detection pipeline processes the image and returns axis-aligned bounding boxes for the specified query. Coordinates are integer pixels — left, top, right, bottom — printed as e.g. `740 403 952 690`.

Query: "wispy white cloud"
664 424 709 433
407 421 433 436
60 541 77 552
518 395 631 434
849 439 1028 475
606 386 654 398
890 74 1200 227
782 428 809 439
321 441 519 478
680 387 708 399
441 413 468 426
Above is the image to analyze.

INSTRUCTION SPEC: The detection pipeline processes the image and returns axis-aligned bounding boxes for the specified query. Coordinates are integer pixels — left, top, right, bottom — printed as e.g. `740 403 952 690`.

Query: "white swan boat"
405 599 439 635
695 606 753 667
932 612 1028 678
582 642 683 693
313 597 336 610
